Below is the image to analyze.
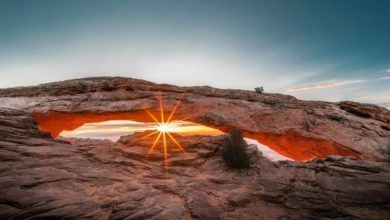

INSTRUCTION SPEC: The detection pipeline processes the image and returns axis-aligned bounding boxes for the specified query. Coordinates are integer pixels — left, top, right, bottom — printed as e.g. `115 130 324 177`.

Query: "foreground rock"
0 77 389 162
1 108 389 219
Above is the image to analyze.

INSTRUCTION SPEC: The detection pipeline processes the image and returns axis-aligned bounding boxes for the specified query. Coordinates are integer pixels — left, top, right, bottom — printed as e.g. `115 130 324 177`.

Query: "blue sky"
0 0 389 103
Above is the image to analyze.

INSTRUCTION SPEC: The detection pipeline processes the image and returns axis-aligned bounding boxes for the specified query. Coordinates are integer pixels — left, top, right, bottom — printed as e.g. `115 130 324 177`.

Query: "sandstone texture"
0 108 389 219
0 77 389 162
0 77 390 219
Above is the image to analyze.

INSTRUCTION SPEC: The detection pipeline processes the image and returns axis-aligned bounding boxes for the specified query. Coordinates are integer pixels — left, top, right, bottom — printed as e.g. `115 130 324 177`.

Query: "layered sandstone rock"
0 108 389 219
0 77 389 161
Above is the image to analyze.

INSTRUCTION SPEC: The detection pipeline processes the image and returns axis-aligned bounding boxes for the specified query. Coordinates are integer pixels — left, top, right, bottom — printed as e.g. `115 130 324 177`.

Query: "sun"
157 124 172 132
136 92 186 169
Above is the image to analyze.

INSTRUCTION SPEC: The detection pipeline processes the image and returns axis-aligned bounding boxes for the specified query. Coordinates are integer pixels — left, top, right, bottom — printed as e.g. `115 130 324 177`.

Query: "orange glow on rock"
33 110 362 162
32 92 363 162
244 131 362 161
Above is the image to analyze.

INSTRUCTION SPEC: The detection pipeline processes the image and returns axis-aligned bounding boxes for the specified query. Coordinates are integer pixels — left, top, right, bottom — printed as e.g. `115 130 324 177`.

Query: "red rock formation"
33 111 363 161
0 77 389 162
0 108 389 219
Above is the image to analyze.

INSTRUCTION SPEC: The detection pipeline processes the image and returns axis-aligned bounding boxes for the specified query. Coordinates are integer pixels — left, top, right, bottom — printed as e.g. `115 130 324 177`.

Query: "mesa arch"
33 110 361 162
0 77 388 162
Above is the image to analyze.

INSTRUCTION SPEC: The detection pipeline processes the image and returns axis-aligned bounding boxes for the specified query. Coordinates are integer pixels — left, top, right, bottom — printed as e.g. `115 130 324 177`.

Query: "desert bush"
222 129 250 168
254 86 264 94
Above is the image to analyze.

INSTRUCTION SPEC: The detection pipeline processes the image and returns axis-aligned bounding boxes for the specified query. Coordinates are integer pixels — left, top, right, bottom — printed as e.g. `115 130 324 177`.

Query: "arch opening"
59 120 224 141
33 112 291 161
33 110 362 162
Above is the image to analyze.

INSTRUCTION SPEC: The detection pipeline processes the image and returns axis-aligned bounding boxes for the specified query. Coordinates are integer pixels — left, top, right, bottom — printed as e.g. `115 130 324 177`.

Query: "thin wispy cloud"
381 76 390 80
355 92 390 102
0 1 389 104
286 80 364 92
371 93 390 99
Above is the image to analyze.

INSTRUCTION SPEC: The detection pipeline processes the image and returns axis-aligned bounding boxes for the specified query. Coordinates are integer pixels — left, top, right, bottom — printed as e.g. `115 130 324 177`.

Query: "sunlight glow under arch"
59 92 291 167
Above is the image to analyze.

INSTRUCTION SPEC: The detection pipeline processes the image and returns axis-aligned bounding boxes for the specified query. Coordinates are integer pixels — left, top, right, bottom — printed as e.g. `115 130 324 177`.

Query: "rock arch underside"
0 77 389 219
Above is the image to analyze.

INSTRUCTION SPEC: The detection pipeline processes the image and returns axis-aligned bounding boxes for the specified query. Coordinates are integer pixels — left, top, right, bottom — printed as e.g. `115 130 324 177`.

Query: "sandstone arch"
0 77 388 161
33 109 364 161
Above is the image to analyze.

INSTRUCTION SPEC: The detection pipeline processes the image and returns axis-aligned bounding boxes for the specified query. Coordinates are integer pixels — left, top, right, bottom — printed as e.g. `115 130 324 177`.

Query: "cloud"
385 69 390 72
380 76 390 80
355 92 390 102
286 80 364 92
374 93 390 99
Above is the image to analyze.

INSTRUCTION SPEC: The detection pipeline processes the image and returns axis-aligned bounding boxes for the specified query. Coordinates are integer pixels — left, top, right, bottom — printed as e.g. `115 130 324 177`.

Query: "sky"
0 0 389 104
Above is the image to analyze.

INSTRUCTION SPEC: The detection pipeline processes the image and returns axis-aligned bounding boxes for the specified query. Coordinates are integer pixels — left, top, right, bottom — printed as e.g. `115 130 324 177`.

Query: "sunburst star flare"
141 92 187 169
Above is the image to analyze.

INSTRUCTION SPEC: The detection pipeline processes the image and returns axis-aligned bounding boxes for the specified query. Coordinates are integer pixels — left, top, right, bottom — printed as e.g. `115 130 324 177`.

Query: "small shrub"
222 129 250 169
254 86 264 94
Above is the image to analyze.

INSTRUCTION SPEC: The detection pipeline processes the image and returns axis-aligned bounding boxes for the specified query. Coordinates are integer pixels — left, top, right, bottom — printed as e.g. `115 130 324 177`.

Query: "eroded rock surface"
0 108 389 219
0 77 389 162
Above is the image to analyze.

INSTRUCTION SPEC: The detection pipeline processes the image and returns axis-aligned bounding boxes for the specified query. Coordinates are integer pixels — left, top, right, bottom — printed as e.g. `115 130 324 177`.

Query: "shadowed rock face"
0 108 389 219
0 77 389 161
